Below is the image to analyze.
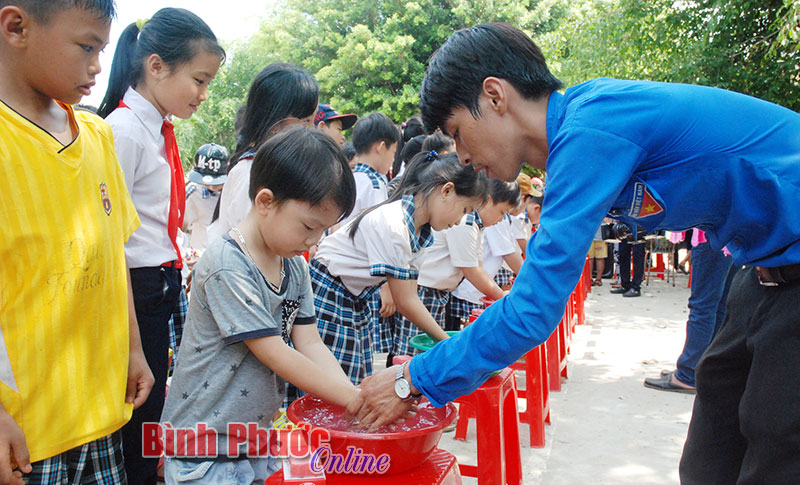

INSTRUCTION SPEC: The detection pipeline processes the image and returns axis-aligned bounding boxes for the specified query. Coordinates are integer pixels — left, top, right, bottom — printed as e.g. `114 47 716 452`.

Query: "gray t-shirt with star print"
160 234 316 457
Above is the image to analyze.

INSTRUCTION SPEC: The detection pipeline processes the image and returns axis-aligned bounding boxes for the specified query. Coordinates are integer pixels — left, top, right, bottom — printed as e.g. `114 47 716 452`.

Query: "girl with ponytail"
310 152 489 384
99 8 224 483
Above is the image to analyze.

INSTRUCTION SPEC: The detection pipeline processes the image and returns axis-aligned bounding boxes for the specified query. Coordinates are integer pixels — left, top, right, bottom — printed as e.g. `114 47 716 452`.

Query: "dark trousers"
680 267 800 484
122 266 181 485
674 242 736 387
617 239 645 291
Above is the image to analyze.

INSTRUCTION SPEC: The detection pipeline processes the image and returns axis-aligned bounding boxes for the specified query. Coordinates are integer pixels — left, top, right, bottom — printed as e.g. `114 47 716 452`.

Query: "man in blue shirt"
356 23 800 483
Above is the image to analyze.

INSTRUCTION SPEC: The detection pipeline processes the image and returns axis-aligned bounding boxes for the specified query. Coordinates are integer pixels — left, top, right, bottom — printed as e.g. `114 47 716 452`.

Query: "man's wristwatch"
394 362 421 400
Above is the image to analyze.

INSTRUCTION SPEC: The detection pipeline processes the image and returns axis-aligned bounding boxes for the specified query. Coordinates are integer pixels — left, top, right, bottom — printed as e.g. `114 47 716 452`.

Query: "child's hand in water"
344 388 365 422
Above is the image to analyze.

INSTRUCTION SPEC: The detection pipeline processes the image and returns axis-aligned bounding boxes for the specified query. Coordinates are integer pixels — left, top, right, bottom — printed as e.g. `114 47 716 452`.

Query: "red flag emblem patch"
100 183 112 215
629 182 663 218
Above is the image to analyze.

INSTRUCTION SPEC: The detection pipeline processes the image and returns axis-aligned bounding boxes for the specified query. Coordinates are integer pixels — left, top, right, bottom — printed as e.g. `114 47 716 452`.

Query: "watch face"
395 379 411 399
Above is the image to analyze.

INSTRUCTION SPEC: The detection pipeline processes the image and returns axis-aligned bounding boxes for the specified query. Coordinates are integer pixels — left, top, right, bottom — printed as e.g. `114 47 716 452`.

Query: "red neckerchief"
119 100 184 268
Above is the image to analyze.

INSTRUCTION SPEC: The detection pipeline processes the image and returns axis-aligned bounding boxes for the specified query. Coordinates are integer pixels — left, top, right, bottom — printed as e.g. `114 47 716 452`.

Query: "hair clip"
425 150 438 162
401 122 407 129
136 18 150 30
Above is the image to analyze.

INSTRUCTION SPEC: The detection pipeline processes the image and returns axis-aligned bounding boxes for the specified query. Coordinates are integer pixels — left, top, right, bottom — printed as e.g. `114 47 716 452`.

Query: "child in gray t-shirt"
161 127 362 483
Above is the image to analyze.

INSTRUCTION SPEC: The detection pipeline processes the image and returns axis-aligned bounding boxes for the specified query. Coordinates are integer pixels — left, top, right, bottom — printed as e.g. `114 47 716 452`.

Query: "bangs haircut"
419 22 563 134
3 0 116 22
249 126 356 221
231 63 319 164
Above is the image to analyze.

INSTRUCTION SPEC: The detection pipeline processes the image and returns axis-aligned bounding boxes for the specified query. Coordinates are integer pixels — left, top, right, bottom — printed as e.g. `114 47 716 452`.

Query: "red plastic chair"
545 313 569 392
512 345 550 448
453 368 523 484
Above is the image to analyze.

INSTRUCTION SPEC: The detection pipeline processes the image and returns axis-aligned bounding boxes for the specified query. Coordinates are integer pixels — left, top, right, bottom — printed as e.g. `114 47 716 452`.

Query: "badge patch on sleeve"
629 182 663 218
100 183 112 215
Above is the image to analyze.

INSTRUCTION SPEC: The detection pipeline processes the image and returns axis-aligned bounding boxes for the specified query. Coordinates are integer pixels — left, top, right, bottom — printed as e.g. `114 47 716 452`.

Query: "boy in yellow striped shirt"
0 1 153 483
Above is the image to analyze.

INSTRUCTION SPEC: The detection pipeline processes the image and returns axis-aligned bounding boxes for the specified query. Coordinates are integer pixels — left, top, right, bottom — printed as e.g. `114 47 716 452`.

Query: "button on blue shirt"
412 79 800 407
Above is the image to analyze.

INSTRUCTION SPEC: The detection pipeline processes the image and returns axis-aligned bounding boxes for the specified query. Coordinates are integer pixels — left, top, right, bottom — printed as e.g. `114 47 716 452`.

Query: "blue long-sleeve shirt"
411 78 800 407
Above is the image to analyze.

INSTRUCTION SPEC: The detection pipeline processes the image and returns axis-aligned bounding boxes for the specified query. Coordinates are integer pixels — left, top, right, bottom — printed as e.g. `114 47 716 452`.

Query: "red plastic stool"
453 368 523 484
479 296 496 308
392 355 413 366
545 314 569 392
512 345 550 448
467 308 483 326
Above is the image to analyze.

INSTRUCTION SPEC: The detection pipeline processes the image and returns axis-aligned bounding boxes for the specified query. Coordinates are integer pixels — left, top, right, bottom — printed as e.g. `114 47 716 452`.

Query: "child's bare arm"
503 251 524 274
461 264 506 300
0 404 30 484
244 336 360 410
290 324 351 385
386 277 450 342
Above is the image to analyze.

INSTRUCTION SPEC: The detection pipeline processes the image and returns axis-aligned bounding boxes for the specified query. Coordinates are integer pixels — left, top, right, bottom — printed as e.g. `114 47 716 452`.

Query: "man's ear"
482 76 508 116
0 6 30 48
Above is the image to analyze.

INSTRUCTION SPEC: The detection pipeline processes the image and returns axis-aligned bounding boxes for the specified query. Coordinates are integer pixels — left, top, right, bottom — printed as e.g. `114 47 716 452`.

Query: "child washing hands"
161 127 363 483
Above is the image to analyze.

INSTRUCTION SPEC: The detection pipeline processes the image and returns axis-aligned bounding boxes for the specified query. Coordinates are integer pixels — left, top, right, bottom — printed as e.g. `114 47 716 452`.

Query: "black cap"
188 143 229 186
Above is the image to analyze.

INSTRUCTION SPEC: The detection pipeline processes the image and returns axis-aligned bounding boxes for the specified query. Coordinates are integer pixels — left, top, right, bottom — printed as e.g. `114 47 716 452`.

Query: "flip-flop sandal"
643 372 696 394
595 280 603 286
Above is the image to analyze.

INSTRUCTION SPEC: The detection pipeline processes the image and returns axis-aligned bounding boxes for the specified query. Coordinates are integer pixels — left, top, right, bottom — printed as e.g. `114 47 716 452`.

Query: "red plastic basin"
287 395 457 475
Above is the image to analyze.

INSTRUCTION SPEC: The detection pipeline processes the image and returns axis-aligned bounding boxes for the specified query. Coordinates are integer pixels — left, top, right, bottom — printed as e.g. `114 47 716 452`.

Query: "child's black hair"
97 7 225 118
391 134 425 179
526 191 544 207
392 115 426 177
352 112 401 155
249 125 355 220
419 22 563 133
349 151 488 239
230 63 319 169
402 115 426 142
342 142 356 163
1 0 115 23
488 179 521 207
421 131 455 154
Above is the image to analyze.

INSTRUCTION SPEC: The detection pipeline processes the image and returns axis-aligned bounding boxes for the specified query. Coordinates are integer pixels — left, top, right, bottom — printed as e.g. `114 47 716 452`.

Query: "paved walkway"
438 272 696 484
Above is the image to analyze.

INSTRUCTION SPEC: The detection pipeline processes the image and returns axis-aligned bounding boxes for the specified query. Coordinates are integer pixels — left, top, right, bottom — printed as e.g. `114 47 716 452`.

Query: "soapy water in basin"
297 396 442 434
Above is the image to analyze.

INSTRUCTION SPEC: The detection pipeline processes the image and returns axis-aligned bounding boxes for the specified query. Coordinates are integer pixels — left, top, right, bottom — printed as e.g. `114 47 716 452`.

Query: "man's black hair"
419 22 563 133
352 112 401 155
0 0 116 22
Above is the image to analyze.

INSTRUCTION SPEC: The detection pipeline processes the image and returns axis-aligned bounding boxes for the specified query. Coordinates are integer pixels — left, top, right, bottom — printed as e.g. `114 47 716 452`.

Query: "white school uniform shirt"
106 87 176 268
418 211 484 291
183 184 221 251
452 216 518 304
511 211 531 241
338 163 389 228
314 195 434 297
206 153 254 243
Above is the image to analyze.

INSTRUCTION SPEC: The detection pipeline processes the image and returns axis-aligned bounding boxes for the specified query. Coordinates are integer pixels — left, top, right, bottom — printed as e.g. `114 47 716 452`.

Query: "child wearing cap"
184 143 230 252
315 103 358 146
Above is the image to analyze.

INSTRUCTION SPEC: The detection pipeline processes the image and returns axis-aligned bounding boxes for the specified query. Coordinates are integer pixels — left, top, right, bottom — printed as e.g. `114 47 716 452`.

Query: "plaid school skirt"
447 294 483 325
310 259 379 385
494 267 515 287
392 286 449 356
168 288 188 375
368 292 395 353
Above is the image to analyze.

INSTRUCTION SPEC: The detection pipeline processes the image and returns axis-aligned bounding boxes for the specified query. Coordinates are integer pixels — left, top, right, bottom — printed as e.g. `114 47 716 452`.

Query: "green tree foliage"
539 0 800 111
176 0 799 167
175 0 568 165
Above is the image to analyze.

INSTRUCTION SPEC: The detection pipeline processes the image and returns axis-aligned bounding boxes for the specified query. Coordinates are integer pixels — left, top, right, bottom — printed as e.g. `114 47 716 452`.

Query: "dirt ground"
438 271 695 484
